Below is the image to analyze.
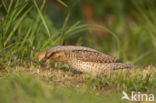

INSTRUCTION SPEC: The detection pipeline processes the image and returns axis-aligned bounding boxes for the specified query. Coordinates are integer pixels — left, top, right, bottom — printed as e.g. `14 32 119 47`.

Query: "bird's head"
44 46 67 64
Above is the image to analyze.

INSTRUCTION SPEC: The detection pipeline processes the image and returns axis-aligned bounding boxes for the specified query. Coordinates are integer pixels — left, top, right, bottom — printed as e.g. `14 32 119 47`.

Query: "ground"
0 64 155 103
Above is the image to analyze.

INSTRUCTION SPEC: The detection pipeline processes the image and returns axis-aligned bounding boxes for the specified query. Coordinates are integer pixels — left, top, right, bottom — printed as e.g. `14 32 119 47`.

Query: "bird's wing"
71 50 121 63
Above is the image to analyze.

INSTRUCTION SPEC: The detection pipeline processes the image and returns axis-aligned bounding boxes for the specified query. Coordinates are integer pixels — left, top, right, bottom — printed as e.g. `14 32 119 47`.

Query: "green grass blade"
4 7 32 47
65 21 80 34
18 27 32 50
33 0 50 37
2 0 8 13
7 0 13 13
57 0 68 8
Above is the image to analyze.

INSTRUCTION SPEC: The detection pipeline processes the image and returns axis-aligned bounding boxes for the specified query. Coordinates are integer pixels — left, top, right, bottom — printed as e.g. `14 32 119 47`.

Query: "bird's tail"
107 63 145 70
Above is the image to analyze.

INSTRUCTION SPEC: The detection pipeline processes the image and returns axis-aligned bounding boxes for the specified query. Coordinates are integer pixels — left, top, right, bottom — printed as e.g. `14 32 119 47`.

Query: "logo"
121 91 155 102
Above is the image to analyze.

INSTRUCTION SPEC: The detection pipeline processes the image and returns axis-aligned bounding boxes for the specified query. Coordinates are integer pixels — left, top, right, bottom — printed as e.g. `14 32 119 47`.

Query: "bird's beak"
42 58 54 70
44 59 50 65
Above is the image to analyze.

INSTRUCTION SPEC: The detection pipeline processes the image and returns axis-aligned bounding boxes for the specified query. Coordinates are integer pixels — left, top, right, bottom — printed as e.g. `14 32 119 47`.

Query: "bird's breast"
66 59 110 75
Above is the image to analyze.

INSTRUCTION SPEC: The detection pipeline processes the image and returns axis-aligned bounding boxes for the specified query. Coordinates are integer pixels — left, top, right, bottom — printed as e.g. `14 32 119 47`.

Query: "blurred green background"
0 0 156 66
0 0 156 103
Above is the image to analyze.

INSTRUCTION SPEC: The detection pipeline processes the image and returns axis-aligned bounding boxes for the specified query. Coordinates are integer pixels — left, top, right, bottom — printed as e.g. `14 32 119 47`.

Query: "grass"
0 65 155 103
0 0 156 103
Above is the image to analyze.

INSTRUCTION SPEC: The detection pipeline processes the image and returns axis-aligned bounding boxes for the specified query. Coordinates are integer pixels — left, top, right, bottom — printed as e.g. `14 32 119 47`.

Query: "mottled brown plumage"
44 45 144 75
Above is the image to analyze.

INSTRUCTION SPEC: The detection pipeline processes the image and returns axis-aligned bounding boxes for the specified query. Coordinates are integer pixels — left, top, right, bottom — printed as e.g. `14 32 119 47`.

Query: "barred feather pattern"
45 45 144 75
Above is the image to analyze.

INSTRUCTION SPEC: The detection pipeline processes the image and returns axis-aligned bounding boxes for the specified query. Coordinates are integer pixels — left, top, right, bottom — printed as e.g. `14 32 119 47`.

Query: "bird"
43 45 144 75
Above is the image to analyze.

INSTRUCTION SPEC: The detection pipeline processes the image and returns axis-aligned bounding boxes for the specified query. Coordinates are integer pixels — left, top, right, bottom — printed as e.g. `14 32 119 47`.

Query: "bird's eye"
47 56 50 59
